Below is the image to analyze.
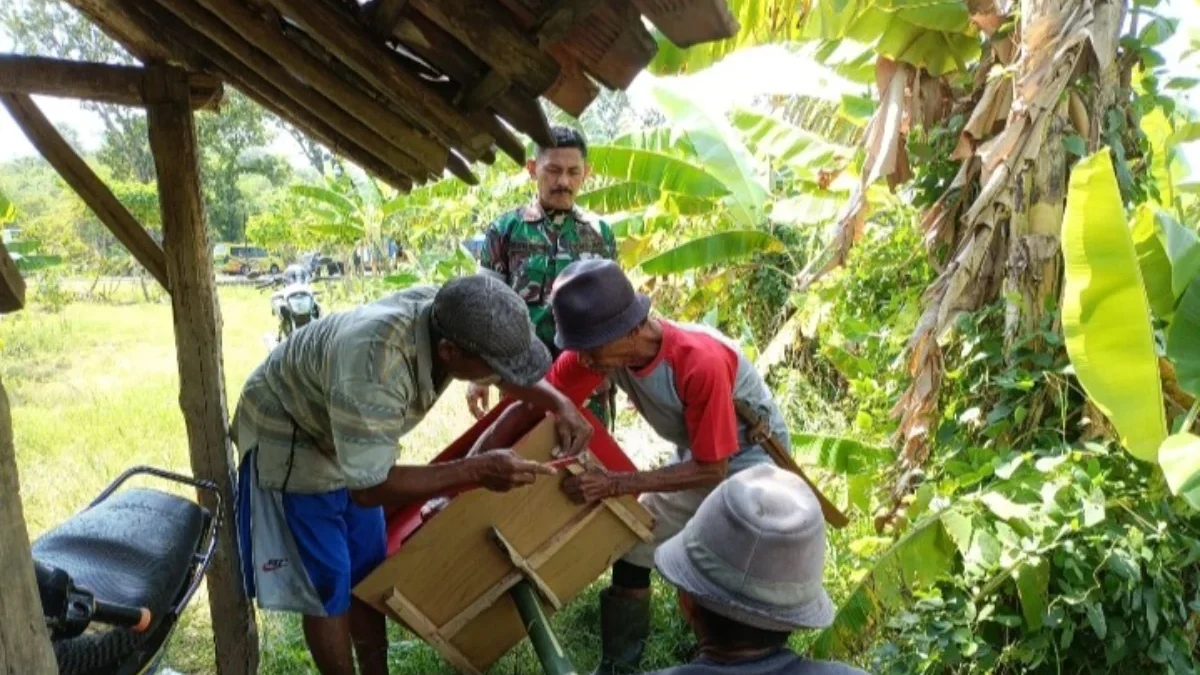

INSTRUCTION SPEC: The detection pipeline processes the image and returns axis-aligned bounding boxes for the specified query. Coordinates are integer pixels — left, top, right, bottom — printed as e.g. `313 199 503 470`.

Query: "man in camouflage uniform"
232 275 592 675
469 125 619 426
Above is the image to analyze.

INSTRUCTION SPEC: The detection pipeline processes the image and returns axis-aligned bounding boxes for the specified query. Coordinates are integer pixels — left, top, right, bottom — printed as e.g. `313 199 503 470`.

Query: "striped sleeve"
328 379 410 490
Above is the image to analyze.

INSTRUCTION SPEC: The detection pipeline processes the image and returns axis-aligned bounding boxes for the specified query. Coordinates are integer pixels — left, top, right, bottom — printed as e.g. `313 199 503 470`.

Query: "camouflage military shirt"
232 286 450 493
479 199 617 352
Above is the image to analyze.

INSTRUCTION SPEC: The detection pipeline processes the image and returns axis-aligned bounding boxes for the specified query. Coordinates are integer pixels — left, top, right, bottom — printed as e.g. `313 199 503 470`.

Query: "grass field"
1 282 704 674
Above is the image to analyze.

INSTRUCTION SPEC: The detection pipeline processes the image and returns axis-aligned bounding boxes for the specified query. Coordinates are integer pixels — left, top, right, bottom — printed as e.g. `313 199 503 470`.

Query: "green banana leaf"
1157 210 1200 298
802 0 980 75
1131 205 1176 320
291 184 357 217
586 145 732 201
647 0 805 75
729 108 851 180
576 182 664 214
791 432 891 473
1167 276 1200 398
610 127 691 155
1158 433 1200 509
637 230 784 275
1062 150 1166 462
651 82 769 227
0 191 13 223
812 512 959 658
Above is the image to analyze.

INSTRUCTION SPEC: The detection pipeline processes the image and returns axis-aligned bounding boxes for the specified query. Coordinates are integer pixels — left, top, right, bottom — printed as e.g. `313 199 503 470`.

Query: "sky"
0 1 1196 175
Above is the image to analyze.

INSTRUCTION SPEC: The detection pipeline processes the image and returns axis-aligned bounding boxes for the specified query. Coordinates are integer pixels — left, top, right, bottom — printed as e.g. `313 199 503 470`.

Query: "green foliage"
647 0 805 75
637 230 785 274
1061 150 1165 462
1168 279 1200 399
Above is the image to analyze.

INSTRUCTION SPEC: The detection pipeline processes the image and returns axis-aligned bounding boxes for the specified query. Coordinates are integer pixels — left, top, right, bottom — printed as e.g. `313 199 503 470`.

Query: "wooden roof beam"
534 0 611 48
132 0 418 190
0 55 222 110
0 241 23 314
145 0 439 181
365 0 410 39
407 0 560 96
259 0 493 162
0 93 169 290
60 0 178 64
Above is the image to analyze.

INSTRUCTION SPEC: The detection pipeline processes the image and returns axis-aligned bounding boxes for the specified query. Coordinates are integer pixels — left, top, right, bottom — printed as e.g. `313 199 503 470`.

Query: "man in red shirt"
474 259 788 674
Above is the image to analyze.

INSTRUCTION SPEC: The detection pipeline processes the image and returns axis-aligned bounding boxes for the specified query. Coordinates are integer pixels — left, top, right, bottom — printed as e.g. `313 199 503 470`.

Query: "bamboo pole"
510 581 578 675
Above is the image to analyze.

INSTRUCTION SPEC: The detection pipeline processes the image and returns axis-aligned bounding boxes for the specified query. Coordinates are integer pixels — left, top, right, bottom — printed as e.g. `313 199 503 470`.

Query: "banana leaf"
812 513 959 658
637 230 784 275
1167 276 1200 398
587 145 732 201
1131 205 1176 320
291 184 356 216
1061 150 1166 462
1158 433 1200 509
647 0 805 75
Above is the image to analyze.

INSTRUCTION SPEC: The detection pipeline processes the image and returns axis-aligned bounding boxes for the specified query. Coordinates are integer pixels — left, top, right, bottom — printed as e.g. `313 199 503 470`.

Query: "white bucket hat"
653 464 835 631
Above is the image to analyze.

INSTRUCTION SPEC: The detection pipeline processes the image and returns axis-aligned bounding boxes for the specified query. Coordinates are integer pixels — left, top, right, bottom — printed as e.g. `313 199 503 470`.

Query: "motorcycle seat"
33 487 208 623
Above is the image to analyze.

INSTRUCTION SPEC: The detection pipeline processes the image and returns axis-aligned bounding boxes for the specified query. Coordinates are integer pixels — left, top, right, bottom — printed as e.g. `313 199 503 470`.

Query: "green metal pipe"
510 580 578 675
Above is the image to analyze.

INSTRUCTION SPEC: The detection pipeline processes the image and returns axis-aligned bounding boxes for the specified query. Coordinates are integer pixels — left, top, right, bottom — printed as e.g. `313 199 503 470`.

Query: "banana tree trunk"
1003 100 1068 347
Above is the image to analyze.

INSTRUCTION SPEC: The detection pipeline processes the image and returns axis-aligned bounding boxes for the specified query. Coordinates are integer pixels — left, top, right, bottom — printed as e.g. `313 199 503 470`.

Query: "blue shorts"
237 452 386 617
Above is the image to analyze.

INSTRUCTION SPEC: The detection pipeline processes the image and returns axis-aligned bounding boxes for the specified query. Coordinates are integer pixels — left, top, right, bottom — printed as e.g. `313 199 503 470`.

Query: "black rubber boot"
591 588 651 675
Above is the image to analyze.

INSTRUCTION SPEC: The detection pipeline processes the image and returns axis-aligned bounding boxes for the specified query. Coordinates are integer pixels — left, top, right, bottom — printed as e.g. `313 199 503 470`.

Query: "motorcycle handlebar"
93 599 152 633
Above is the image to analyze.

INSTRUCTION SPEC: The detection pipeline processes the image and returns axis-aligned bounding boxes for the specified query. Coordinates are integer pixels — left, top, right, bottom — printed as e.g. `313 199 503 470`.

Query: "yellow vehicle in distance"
213 243 283 276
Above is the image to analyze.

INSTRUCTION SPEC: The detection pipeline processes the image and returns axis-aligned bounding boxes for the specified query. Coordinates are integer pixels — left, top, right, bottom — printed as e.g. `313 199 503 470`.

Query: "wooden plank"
544 46 600 118
384 590 481 675
634 0 740 48
354 420 652 671
128 1 415 191
561 0 657 91
408 0 560 95
0 55 222 110
60 0 177 64
534 0 611 48
490 527 563 610
0 376 58 674
0 242 24 315
458 69 510 113
366 0 410 37
144 64 258 675
146 0 439 181
260 0 494 159
0 93 169 291
564 463 655 542
493 88 555 149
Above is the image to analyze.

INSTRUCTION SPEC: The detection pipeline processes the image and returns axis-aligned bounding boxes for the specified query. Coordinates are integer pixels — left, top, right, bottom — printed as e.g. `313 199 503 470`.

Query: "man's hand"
553 404 593 458
466 381 492 419
562 467 618 504
471 449 556 492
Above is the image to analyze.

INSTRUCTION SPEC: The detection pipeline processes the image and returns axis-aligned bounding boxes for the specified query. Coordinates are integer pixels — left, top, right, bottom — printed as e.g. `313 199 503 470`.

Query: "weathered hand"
553 404 593 458
562 468 616 504
473 449 556 492
466 381 492 420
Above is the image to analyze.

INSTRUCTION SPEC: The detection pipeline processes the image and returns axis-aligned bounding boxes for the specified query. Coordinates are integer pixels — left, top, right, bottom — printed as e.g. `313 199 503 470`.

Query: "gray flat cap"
431 274 551 387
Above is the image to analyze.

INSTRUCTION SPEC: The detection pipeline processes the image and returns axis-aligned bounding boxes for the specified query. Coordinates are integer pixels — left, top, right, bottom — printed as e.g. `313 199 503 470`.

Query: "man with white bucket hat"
644 464 866 675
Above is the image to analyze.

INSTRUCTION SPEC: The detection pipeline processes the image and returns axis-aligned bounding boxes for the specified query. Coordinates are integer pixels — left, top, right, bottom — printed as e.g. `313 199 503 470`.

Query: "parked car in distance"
213 243 282 276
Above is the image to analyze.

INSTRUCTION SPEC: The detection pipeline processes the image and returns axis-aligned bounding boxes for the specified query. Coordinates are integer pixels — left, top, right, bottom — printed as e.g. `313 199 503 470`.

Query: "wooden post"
143 64 258 675
0 240 24 313
0 375 57 675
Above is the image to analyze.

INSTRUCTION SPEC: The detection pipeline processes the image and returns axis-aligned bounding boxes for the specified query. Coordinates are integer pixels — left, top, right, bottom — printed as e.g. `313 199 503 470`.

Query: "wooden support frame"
149 0 444 180
0 375 58 674
0 55 222 110
0 240 24 314
126 0 416 191
144 64 258 675
260 0 493 159
1 93 170 290
385 590 480 675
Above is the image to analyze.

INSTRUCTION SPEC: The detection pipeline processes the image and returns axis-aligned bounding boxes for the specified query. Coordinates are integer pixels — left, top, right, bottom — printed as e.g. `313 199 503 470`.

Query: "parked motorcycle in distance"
33 466 220 675
257 264 322 347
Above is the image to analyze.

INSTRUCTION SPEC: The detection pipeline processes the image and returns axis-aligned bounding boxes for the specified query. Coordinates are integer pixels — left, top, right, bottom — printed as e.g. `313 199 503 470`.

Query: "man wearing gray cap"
232 274 591 675
644 464 865 674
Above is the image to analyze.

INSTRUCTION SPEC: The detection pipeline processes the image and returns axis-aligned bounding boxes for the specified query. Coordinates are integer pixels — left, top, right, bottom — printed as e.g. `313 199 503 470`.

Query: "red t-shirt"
547 321 741 463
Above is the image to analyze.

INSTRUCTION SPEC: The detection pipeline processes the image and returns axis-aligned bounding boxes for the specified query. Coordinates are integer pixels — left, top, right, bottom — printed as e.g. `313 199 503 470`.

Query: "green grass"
1 283 707 674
